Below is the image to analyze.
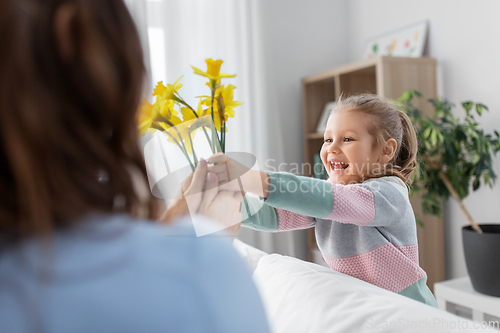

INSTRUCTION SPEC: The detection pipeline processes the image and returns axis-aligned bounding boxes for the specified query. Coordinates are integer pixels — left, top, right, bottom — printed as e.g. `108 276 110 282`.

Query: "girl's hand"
207 153 270 198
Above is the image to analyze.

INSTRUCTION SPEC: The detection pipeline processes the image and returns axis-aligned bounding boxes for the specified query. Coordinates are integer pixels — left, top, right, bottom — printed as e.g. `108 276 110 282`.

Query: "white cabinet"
435 276 500 329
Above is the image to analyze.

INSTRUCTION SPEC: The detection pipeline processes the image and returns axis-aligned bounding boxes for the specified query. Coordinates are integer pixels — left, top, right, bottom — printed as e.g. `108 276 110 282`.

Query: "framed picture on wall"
363 20 428 59
316 101 336 133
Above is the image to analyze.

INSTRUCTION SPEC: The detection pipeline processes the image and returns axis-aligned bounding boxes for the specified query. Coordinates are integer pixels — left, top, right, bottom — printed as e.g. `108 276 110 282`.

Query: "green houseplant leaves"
398 90 500 233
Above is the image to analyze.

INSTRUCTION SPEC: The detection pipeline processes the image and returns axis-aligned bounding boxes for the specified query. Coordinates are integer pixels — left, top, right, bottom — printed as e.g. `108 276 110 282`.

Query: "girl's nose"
328 142 341 154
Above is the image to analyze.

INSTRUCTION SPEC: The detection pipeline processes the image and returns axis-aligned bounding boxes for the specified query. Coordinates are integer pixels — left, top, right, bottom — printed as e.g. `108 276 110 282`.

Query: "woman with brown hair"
0 0 270 332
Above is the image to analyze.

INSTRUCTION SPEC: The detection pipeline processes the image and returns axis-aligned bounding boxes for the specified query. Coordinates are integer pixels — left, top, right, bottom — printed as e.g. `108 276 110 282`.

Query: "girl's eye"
324 138 332 143
344 137 354 142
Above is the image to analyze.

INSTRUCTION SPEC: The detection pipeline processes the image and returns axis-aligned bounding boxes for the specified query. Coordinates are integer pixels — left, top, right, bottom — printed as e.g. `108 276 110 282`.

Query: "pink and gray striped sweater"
241 171 437 307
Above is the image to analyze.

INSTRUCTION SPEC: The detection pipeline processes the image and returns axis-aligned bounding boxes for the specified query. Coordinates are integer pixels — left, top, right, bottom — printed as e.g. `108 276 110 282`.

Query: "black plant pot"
462 224 500 297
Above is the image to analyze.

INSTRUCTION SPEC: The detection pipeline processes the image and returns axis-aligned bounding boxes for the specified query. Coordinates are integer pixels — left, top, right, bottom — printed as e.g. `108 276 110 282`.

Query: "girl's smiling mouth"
329 161 349 173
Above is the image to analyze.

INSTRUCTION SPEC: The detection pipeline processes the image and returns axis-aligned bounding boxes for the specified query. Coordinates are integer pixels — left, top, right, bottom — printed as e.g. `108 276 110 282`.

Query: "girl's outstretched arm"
241 194 316 232
264 172 409 227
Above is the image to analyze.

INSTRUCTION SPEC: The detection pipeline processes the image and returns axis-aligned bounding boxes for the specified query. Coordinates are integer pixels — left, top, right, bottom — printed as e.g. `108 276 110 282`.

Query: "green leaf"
495 130 500 138
472 154 481 165
484 173 492 186
476 103 488 115
423 127 432 139
473 177 480 191
462 101 473 112
431 130 438 146
455 127 466 141
476 104 483 115
398 90 422 104
430 99 440 108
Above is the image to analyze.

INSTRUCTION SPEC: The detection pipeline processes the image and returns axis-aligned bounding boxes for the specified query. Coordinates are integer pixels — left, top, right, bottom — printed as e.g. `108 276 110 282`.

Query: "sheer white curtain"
126 0 304 258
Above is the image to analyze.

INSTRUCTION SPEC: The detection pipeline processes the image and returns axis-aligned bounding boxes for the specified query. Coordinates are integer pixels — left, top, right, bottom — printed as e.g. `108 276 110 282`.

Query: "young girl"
209 94 438 307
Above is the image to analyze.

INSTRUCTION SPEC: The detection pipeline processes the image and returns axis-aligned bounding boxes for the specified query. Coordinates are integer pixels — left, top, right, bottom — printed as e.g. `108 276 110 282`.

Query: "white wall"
346 0 500 279
256 0 350 168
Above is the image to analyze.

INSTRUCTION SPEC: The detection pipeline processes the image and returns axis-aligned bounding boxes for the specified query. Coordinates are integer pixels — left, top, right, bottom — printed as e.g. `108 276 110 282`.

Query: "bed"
233 239 497 333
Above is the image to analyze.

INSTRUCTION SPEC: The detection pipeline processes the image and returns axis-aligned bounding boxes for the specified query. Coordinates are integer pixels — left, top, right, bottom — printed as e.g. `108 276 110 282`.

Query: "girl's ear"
381 138 397 164
53 4 77 62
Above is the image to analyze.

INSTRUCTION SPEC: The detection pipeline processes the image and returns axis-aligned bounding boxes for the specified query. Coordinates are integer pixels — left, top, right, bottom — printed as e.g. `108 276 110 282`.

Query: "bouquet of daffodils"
138 59 243 171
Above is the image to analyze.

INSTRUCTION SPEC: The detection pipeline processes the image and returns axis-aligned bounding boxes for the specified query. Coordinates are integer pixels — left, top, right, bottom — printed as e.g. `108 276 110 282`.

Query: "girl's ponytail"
393 110 418 185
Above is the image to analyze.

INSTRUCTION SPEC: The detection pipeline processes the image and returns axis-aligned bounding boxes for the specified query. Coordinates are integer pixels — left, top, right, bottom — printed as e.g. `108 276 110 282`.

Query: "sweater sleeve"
264 172 409 227
241 194 315 232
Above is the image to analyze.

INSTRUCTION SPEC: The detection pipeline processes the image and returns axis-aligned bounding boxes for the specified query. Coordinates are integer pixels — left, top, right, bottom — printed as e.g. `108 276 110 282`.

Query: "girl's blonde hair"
335 94 418 185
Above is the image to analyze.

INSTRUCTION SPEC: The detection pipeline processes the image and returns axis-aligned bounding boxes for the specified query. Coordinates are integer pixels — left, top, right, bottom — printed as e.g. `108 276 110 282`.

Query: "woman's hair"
334 94 418 185
0 0 159 241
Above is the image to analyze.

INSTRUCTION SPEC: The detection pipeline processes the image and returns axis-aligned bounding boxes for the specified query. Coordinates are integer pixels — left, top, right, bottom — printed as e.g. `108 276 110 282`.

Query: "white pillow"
232 238 268 273
253 254 496 333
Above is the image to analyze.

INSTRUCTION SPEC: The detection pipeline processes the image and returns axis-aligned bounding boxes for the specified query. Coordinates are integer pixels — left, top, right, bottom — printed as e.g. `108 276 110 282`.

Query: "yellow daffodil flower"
201 84 243 132
216 84 243 119
152 81 167 97
153 77 183 101
192 59 236 82
181 99 207 121
159 99 178 119
138 98 160 136
180 107 197 123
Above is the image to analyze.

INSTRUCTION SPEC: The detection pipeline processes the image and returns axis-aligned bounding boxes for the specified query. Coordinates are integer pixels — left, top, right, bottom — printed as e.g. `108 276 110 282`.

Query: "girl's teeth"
330 162 348 170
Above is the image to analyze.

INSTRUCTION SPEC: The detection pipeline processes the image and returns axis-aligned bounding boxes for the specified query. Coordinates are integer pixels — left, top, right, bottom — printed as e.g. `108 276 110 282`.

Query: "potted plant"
398 90 500 297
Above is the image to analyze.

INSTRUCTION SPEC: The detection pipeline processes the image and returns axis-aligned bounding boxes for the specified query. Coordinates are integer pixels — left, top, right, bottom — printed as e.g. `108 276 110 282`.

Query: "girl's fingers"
208 153 226 165
207 162 228 174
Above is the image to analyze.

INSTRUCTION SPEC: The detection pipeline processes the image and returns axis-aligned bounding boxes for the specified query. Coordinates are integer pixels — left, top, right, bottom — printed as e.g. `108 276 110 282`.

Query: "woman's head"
0 0 157 240
320 94 417 185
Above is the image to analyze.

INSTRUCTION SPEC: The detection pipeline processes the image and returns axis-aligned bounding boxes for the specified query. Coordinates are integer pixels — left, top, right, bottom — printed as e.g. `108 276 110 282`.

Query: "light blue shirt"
0 213 270 333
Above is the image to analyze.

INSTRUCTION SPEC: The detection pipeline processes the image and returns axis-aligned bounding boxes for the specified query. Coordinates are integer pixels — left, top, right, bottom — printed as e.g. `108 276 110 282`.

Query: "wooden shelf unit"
302 56 445 291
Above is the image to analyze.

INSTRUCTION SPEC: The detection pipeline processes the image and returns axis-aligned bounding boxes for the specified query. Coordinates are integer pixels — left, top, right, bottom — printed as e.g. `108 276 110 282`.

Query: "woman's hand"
161 159 211 222
207 153 270 198
196 172 242 235
161 158 242 235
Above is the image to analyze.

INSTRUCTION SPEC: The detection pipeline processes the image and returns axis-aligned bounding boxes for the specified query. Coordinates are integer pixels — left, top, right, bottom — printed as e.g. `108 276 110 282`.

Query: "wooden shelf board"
303 57 378 84
307 133 324 139
302 56 437 85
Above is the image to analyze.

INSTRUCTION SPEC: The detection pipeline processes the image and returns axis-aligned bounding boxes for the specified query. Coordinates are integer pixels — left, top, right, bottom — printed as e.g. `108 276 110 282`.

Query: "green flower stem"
159 119 195 172
172 127 195 171
177 97 214 154
154 122 195 172
222 121 226 152
210 89 221 153
187 130 198 167
216 96 227 153
211 107 216 152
